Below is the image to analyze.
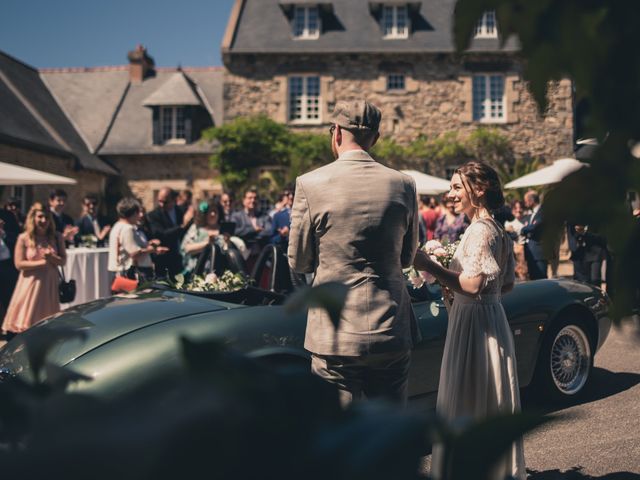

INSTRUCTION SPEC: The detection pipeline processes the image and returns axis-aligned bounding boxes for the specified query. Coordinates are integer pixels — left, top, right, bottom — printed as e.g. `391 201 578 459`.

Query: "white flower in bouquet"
174 270 248 293
404 239 459 289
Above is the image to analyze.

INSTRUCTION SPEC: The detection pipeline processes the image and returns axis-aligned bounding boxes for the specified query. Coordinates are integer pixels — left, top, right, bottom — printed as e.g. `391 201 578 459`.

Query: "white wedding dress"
431 218 526 480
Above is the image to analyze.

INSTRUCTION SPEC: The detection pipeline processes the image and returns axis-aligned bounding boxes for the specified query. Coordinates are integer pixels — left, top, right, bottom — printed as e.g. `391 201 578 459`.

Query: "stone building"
40 45 224 211
221 0 574 175
0 51 116 217
1 46 223 216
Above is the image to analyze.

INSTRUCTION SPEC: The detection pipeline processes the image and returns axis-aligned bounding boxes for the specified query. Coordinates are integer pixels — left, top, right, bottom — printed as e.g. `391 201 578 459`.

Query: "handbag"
111 274 138 293
110 231 139 293
59 267 77 303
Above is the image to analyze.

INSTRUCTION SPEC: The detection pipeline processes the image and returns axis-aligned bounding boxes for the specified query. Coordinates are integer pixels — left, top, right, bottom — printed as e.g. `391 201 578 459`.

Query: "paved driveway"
523 318 640 479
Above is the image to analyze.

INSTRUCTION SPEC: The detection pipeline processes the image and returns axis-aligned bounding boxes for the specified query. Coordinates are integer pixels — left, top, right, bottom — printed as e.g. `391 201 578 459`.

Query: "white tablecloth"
62 247 111 308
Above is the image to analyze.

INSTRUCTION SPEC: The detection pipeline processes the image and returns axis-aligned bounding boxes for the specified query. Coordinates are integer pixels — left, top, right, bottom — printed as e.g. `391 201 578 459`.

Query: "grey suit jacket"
288 149 420 356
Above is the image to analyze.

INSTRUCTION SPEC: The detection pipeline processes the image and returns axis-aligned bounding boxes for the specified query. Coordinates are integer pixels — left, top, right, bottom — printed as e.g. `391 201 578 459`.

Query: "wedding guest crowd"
5 179 628 340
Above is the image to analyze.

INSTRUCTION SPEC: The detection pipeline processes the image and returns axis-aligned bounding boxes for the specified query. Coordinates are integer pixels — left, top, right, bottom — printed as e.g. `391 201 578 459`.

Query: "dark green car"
0 275 610 407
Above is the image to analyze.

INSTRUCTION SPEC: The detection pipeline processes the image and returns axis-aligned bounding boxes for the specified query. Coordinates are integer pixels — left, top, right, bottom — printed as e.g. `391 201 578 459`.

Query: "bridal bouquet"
405 239 459 289
173 270 248 293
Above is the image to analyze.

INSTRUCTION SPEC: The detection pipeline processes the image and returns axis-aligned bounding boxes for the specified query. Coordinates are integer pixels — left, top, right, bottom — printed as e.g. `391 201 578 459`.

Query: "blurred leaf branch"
454 0 640 318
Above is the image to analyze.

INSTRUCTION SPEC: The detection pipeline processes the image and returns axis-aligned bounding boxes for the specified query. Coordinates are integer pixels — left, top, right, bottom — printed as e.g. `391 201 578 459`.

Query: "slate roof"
142 72 203 106
224 0 519 55
41 67 224 156
0 51 117 175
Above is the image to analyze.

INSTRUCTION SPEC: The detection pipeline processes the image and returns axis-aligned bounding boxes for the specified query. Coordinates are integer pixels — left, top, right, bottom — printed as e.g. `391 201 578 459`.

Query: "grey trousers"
311 350 411 407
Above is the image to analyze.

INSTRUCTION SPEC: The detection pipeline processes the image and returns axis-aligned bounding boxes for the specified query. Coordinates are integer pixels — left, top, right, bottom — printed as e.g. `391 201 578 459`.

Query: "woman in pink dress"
2 202 65 336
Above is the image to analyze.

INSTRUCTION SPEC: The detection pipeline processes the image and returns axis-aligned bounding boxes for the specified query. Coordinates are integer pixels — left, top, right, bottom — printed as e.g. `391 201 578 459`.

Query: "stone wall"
0 143 108 218
224 53 574 166
105 154 222 211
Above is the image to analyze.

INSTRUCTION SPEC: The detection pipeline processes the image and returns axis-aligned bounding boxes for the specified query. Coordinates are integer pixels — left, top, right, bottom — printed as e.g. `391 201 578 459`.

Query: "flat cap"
330 100 381 132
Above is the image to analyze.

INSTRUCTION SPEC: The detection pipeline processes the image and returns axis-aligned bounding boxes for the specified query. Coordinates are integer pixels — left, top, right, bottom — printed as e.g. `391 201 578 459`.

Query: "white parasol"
504 158 588 189
0 161 77 185
401 170 451 195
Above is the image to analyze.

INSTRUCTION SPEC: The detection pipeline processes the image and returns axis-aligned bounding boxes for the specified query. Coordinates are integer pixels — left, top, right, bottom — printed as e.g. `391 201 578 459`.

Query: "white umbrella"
0 161 77 185
401 170 450 195
504 158 588 189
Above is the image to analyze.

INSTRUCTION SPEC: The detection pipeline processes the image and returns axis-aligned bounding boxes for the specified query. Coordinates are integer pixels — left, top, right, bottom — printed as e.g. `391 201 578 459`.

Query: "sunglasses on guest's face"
329 125 336 137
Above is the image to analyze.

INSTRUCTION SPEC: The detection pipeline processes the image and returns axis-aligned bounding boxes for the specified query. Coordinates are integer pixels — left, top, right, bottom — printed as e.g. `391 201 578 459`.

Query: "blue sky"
0 0 236 68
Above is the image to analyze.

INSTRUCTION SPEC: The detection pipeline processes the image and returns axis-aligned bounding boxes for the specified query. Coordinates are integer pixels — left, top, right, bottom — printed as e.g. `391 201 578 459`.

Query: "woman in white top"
414 162 525 480
108 198 167 282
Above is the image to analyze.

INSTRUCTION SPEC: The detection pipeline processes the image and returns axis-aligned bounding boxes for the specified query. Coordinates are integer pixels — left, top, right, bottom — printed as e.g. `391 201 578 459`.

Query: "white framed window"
474 10 498 38
472 74 506 122
10 186 27 213
160 106 186 143
293 6 320 39
387 74 406 91
382 5 409 39
288 75 321 123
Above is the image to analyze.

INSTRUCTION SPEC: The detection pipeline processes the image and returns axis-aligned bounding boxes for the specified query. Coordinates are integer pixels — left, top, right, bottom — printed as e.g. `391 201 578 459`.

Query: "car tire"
533 316 594 404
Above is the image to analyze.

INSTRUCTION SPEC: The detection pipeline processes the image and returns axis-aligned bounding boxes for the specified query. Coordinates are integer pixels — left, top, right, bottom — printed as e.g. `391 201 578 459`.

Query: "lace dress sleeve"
459 221 500 281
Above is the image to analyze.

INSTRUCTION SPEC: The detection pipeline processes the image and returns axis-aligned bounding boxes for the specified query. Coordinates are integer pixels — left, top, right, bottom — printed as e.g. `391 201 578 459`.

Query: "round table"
62 247 111 308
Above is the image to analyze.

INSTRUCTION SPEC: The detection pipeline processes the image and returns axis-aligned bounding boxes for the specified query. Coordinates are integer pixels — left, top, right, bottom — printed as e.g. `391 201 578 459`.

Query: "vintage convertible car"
0 247 611 407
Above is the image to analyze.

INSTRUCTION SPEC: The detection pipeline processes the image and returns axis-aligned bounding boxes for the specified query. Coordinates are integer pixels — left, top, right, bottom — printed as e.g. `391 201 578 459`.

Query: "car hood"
0 289 243 381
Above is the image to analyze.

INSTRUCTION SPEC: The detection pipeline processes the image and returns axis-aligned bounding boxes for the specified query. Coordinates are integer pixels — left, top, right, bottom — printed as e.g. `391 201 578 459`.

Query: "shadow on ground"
528 466 640 479
522 368 640 412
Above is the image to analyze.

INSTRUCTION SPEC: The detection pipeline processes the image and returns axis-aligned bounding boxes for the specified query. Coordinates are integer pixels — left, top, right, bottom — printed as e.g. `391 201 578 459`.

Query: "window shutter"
152 107 161 145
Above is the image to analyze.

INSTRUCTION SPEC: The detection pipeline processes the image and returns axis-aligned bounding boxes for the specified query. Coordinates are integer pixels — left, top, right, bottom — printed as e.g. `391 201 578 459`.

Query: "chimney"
127 44 155 83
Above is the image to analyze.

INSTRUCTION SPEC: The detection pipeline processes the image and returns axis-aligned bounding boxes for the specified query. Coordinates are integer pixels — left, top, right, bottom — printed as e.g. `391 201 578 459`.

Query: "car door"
406 286 449 398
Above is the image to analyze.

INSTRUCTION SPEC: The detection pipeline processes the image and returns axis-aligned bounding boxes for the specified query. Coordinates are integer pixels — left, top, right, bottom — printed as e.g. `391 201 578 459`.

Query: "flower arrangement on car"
405 239 459 289
173 270 249 293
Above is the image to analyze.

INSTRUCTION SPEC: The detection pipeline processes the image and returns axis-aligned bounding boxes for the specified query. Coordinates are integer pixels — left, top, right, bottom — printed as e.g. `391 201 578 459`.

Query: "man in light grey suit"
288 100 420 406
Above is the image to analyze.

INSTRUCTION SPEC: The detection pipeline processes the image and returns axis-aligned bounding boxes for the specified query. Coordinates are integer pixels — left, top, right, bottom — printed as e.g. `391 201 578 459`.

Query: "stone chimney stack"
127 44 155 83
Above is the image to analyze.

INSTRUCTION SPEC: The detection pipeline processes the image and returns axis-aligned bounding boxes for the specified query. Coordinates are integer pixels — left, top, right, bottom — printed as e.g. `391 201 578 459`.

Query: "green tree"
203 115 292 192
454 0 640 316
203 116 332 197
371 138 412 170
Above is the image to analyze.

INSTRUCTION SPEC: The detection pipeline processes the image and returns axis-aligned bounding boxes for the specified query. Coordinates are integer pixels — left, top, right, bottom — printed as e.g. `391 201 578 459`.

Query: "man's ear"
335 126 342 145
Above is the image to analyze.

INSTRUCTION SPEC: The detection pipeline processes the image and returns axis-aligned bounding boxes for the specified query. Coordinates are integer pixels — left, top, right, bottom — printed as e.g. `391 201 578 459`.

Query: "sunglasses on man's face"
329 125 336 137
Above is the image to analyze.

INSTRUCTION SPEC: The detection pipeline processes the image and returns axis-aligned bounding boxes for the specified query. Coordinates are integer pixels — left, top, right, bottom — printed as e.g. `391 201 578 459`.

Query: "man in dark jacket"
147 187 194 278
75 194 111 246
231 188 272 261
49 189 78 244
567 224 607 286
521 190 547 279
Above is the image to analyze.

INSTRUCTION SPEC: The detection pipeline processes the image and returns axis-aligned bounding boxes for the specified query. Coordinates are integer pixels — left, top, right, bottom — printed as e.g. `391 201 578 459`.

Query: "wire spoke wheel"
549 325 592 395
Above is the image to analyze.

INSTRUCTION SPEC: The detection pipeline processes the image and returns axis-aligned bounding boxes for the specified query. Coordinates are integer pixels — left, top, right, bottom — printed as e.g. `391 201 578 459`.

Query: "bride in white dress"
413 161 526 480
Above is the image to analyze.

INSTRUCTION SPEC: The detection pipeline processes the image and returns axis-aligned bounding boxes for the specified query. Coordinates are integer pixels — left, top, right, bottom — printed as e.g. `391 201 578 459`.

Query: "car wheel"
534 317 594 403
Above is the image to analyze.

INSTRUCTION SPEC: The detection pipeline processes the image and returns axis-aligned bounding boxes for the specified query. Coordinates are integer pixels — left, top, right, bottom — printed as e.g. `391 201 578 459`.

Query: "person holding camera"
108 198 168 284
180 198 247 277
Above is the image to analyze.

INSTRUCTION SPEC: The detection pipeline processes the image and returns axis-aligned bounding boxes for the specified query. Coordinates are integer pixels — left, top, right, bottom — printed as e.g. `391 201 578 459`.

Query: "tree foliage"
373 128 519 179
454 0 640 316
203 115 332 196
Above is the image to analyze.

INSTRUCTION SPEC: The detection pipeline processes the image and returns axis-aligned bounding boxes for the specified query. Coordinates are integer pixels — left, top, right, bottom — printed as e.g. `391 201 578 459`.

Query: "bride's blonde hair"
24 202 57 246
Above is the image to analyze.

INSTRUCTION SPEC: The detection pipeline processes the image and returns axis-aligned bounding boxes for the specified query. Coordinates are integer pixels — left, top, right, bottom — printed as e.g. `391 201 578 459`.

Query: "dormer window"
160 106 186 144
382 5 409 39
293 5 320 39
474 11 498 39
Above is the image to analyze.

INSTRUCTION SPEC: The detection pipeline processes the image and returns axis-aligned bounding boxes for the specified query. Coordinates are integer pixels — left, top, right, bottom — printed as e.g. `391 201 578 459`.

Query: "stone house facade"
1 46 224 217
0 51 116 217
40 46 225 211
221 0 574 175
